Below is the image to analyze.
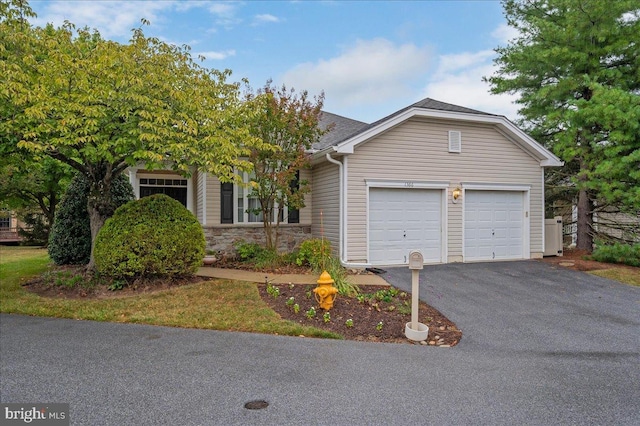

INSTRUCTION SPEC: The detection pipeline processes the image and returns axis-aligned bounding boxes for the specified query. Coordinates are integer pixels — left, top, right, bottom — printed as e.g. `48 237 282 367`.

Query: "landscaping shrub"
234 240 280 269
295 238 332 270
591 243 640 267
94 194 205 279
296 238 359 296
48 173 134 265
17 212 49 246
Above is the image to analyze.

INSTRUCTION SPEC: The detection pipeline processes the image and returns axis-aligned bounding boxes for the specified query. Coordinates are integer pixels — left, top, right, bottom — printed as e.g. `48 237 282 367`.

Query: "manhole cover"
244 400 269 410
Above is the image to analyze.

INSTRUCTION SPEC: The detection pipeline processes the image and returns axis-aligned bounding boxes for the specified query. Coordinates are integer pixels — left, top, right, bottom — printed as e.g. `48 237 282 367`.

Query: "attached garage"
464 189 529 262
369 187 444 265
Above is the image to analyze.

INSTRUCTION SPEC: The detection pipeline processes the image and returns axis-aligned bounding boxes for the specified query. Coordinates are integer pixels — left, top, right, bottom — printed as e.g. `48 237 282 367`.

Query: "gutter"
325 153 370 269
325 153 344 263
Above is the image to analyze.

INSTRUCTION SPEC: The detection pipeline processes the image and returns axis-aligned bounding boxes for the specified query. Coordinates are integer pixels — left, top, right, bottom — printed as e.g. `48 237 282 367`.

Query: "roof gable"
314 112 368 151
314 98 563 167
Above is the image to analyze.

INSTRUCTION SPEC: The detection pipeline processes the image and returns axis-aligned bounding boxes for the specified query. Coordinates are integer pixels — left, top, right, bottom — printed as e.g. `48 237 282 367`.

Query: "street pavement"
1 260 639 425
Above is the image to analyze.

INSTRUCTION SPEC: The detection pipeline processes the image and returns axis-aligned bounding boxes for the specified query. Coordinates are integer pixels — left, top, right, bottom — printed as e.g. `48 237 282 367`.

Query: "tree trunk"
576 187 594 252
86 202 108 271
85 171 114 271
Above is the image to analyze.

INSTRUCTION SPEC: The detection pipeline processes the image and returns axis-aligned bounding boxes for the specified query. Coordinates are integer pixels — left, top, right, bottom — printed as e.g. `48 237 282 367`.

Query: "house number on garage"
404 182 414 188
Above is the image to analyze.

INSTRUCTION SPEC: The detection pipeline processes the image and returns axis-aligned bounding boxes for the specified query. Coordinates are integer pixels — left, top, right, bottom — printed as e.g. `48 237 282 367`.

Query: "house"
126 98 563 267
0 209 25 243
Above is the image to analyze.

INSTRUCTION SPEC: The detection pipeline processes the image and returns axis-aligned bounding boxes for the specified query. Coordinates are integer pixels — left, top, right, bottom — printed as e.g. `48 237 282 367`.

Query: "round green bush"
94 194 205 279
48 173 134 265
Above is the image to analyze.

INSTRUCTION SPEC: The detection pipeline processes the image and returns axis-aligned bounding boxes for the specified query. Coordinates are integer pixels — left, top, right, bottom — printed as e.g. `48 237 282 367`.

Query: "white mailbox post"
405 250 429 342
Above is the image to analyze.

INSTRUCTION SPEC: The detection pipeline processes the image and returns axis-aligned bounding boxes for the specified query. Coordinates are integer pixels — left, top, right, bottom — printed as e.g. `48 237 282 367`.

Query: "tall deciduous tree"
244 81 326 251
0 150 73 242
1 1 269 268
485 0 640 251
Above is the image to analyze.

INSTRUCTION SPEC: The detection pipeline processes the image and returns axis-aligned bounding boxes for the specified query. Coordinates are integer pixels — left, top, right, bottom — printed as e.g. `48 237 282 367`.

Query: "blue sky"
28 1 519 123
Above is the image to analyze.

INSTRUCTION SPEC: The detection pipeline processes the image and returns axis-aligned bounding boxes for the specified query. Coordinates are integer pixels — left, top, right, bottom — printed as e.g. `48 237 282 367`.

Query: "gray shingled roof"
313 111 369 151
315 98 498 150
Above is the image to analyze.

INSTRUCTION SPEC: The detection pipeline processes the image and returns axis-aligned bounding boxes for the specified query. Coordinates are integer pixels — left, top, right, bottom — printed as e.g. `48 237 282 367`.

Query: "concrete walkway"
196 267 389 286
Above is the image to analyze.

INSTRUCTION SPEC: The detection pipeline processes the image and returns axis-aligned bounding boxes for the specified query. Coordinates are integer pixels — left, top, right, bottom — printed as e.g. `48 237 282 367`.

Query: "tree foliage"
243 81 326 251
486 0 640 250
0 148 73 241
1 0 270 268
48 173 134 265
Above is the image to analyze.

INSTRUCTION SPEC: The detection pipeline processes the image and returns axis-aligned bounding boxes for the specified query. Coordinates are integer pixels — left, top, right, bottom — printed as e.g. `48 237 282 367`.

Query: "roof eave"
332 107 563 166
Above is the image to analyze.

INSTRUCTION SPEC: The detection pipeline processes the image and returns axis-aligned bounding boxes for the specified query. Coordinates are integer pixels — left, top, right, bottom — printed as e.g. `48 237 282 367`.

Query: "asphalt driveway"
383 260 640 355
2 261 639 425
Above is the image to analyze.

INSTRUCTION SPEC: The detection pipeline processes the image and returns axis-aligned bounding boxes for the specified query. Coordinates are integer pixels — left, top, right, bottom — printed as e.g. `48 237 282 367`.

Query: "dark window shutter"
288 171 300 224
221 182 234 224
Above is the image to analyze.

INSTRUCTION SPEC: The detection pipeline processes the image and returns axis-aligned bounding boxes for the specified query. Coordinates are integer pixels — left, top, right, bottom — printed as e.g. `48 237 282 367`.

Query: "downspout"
325 153 345 262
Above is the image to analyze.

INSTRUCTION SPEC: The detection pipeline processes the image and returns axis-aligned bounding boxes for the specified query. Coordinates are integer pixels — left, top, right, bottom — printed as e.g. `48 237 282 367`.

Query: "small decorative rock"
439 326 446 331
419 340 428 345
428 341 436 345
439 345 451 348
434 335 440 340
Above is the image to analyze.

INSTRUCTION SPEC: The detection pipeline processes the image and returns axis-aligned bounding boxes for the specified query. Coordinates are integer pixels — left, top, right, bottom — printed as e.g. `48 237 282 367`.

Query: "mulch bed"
257 283 461 346
21 265 208 299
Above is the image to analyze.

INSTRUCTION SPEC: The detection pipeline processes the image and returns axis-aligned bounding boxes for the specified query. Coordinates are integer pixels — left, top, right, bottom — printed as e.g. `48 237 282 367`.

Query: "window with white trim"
220 171 300 224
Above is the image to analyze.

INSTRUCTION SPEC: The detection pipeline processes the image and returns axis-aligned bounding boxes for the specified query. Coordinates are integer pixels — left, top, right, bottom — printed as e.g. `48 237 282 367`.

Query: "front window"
139 177 188 207
221 171 299 224
236 171 272 223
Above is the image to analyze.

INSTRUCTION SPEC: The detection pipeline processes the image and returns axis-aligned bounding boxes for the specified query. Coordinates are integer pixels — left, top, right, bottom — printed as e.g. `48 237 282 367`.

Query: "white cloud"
434 50 495 77
423 50 520 120
491 23 519 45
31 1 176 39
207 2 242 29
197 50 237 60
281 38 433 111
254 14 280 24
208 2 237 17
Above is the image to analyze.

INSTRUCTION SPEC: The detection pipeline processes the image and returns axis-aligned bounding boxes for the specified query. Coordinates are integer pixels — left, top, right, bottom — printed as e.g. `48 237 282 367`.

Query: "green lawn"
0 246 339 339
589 268 640 287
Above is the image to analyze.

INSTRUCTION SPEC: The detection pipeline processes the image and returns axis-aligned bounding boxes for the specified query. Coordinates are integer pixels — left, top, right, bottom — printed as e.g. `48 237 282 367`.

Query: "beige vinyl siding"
195 171 204 223
346 117 544 262
194 171 221 226
299 168 313 225
207 174 221 225
311 162 340 253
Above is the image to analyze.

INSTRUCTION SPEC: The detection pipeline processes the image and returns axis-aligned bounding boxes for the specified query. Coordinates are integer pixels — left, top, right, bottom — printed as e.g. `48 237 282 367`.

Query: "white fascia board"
463 182 531 191
333 107 563 167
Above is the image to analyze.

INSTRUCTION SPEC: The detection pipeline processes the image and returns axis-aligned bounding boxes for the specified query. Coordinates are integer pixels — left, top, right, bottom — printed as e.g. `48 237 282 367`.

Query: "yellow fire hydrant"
313 270 338 310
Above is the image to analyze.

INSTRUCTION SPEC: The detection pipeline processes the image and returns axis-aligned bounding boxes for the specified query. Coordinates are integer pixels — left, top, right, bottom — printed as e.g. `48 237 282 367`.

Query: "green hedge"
592 243 640 267
48 173 134 265
94 194 205 279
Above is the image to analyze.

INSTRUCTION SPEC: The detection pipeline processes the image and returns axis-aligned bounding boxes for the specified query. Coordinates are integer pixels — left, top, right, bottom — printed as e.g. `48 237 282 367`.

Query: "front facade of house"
0 210 25 243
127 98 562 267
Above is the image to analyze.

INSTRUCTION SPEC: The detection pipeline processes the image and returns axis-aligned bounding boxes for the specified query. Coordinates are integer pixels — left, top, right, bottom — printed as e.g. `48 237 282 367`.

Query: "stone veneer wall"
204 225 312 256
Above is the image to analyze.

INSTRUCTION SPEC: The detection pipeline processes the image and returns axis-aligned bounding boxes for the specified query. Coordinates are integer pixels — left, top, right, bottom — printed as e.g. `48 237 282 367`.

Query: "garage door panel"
369 188 442 265
465 190 524 261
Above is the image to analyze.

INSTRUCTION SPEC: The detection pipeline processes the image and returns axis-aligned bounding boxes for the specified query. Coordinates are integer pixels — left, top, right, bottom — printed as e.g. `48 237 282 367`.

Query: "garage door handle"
403 231 406 238
492 230 495 236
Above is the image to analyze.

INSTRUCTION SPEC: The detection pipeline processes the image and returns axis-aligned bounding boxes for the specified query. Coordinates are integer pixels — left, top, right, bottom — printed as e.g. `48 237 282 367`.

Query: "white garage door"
464 190 524 261
369 188 442 265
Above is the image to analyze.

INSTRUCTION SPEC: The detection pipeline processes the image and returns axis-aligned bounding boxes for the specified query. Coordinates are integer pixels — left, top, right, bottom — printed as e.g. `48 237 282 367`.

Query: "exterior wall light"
452 187 462 203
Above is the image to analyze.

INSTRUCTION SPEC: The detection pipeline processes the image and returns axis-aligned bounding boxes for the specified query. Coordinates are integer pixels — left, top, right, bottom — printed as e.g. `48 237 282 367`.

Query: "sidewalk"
196 267 389 286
